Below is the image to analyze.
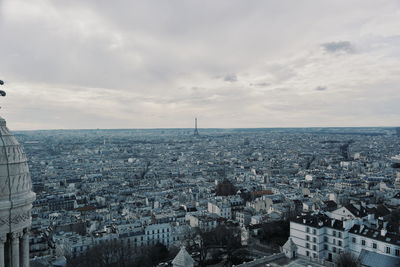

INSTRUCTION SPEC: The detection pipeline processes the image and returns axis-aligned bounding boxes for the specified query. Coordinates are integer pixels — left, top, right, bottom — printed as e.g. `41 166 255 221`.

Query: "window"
324 236 328 242
313 237 317 243
313 245 317 251
313 229 317 235
306 235 310 241
324 244 328 250
352 237 356 243
338 240 342 247
395 249 400 256
306 243 310 248
306 227 310 233
373 243 377 249
313 253 317 258
386 247 391 254
361 240 366 246
306 251 310 257
333 247 336 253
333 230 336 237
338 232 342 238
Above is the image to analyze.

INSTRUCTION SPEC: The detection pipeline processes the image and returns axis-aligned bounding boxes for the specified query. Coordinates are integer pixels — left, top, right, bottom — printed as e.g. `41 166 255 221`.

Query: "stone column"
20 229 29 267
0 235 6 267
11 232 21 267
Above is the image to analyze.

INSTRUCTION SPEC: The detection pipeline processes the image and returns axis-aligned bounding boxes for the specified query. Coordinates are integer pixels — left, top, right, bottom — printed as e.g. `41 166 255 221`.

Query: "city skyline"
1 2 400 266
1 0 400 130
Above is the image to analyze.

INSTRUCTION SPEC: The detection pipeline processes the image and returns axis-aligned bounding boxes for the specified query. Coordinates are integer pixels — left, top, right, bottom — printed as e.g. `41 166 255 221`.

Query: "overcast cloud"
0 0 399 130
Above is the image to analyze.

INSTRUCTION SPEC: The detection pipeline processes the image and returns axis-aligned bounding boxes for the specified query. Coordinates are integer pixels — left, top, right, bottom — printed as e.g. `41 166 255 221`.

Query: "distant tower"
194 118 199 136
396 127 400 137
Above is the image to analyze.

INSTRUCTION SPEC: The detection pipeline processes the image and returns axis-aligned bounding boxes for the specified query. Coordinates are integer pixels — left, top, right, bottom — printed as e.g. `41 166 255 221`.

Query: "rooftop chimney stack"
381 228 387 237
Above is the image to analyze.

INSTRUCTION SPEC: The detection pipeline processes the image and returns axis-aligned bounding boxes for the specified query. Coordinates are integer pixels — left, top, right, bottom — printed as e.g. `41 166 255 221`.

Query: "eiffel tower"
194 118 199 136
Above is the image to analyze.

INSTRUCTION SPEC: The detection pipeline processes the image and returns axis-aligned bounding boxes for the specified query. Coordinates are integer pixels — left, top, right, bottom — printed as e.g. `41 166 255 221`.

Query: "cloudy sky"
1 0 399 130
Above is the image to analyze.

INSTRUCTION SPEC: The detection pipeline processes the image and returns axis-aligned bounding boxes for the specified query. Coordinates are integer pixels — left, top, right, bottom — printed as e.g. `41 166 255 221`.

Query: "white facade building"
207 202 231 219
288 210 400 265
0 117 36 267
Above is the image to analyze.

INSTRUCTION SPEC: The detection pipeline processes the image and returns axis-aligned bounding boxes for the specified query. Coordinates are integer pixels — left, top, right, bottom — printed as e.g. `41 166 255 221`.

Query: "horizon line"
13 125 400 132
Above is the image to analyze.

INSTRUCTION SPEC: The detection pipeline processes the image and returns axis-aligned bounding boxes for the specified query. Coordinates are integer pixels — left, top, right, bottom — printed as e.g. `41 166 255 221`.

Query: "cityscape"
5 119 399 267
1 1 400 267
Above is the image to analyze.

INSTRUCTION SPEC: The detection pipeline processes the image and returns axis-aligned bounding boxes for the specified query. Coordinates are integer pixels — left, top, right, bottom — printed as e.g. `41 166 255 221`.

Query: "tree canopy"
215 179 237 196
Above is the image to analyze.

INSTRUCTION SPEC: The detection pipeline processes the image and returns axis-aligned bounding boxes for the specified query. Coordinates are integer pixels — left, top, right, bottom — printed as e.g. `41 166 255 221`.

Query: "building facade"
288 212 400 264
0 117 36 267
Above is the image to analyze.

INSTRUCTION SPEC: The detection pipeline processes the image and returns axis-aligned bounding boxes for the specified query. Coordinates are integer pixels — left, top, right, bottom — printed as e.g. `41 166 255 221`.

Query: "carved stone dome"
0 116 35 234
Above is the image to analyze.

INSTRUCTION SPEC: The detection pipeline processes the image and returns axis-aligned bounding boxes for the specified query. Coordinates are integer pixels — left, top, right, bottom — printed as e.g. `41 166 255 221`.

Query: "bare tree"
67 240 172 267
187 225 241 266
215 179 237 196
336 252 360 267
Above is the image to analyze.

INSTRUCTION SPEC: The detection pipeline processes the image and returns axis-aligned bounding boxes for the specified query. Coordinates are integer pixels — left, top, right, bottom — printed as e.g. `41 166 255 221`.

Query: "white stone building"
207 201 231 219
288 210 400 265
0 117 36 267
188 214 218 231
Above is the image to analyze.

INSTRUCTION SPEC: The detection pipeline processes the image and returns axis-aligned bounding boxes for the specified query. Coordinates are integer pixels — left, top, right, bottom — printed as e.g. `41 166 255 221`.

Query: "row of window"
351 237 399 256
306 242 344 254
146 228 170 235
332 230 342 238
306 235 317 242
305 251 318 258
306 227 317 235
328 238 342 247
305 243 317 251
305 235 342 247
323 244 342 254
305 227 343 238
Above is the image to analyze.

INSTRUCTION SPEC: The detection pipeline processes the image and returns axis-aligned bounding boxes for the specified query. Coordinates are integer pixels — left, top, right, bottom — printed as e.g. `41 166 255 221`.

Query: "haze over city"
1 0 400 130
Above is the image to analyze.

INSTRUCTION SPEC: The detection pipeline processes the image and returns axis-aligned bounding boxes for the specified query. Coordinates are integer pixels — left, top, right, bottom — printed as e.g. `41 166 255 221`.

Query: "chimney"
344 219 354 230
318 221 323 227
303 219 306 224
381 228 387 237
331 219 335 227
